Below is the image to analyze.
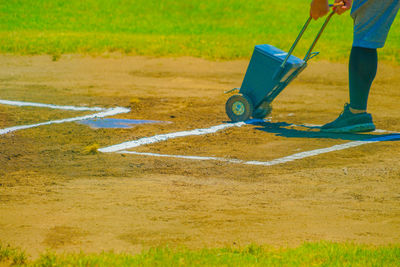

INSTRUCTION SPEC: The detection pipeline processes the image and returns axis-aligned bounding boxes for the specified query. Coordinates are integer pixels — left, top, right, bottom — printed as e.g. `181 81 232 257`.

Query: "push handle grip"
305 2 345 61
329 2 345 8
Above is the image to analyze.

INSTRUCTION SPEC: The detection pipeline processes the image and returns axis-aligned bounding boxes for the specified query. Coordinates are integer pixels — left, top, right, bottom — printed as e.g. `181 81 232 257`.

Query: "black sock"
349 46 378 111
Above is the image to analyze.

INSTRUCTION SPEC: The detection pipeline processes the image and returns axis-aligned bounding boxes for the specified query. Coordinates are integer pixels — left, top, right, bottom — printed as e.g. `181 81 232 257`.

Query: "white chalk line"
119 150 242 163
3 98 396 166
0 99 130 135
282 122 393 133
100 118 400 166
0 107 130 135
98 121 246 153
99 118 394 153
118 134 400 166
0 99 105 111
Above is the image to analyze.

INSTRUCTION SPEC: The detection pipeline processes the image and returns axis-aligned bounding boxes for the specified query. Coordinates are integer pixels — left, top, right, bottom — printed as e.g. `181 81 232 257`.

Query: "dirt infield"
0 55 400 257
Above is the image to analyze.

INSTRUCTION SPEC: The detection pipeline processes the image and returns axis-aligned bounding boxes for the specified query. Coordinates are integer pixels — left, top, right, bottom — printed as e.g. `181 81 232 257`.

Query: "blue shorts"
351 0 400 48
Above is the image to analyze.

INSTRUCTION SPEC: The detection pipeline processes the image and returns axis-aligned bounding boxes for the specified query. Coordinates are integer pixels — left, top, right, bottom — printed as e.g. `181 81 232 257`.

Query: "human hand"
334 0 352 15
310 0 330 20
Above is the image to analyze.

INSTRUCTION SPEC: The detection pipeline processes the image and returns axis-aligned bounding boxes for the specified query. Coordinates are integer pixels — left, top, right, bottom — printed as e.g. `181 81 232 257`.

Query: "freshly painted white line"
246 134 400 166
287 122 390 133
118 134 400 166
0 107 130 135
373 129 392 133
99 122 246 153
119 150 240 162
0 99 105 111
246 141 375 166
250 120 390 133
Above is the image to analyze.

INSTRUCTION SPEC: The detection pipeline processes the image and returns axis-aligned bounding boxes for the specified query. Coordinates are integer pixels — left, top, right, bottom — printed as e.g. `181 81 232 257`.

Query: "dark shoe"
321 104 375 133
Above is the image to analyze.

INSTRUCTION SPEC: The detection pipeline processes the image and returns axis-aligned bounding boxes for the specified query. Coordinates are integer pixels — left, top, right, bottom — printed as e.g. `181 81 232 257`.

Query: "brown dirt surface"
0 54 399 258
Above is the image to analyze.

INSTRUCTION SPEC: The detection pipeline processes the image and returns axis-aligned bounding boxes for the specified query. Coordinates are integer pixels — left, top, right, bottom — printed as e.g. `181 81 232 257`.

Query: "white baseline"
99 118 400 166
0 99 105 111
99 122 246 153
0 107 130 135
0 99 130 135
118 134 400 166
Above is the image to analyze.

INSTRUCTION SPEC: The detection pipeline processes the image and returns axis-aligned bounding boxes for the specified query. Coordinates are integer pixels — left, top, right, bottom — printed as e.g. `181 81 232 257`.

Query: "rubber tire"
252 101 272 119
225 94 254 122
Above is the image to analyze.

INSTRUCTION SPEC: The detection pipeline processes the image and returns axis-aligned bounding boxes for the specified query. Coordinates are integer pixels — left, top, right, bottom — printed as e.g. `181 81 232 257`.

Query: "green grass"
1 242 400 266
0 243 27 266
1 0 399 62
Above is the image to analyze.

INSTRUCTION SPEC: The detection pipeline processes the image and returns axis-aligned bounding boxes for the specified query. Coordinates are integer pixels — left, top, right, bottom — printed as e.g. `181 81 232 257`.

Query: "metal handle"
286 2 344 64
279 16 312 70
275 6 338 80
303 10 335 61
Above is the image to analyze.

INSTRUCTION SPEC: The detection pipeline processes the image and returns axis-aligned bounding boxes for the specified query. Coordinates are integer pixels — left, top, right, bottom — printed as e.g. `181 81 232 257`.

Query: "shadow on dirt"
245 120 400 142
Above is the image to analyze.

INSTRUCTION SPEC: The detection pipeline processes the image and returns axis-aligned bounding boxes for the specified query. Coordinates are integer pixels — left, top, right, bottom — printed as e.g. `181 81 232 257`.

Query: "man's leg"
349 0 399 113
320 47 377 133
321 0 399 133
349 46 378 112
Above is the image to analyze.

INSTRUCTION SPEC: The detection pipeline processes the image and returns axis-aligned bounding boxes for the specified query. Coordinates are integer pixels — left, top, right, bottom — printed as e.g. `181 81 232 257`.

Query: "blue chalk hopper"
225 9 338 122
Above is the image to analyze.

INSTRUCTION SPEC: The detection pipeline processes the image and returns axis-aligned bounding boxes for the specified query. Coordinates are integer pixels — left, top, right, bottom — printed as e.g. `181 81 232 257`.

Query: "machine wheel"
252 101 272 119
225 94 254 122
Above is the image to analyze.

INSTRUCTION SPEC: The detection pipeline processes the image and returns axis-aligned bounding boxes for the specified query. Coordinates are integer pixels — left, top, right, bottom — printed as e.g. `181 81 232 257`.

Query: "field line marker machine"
225 3 343 122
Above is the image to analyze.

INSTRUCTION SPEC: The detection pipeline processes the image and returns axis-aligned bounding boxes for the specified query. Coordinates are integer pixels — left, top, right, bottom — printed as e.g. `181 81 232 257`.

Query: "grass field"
1 1 400 266
1 0 400 62
1 242 399 266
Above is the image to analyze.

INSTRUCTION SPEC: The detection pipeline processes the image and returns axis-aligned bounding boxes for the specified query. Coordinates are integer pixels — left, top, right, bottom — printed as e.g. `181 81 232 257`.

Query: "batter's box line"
0 99 130 135
99 122 400 166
